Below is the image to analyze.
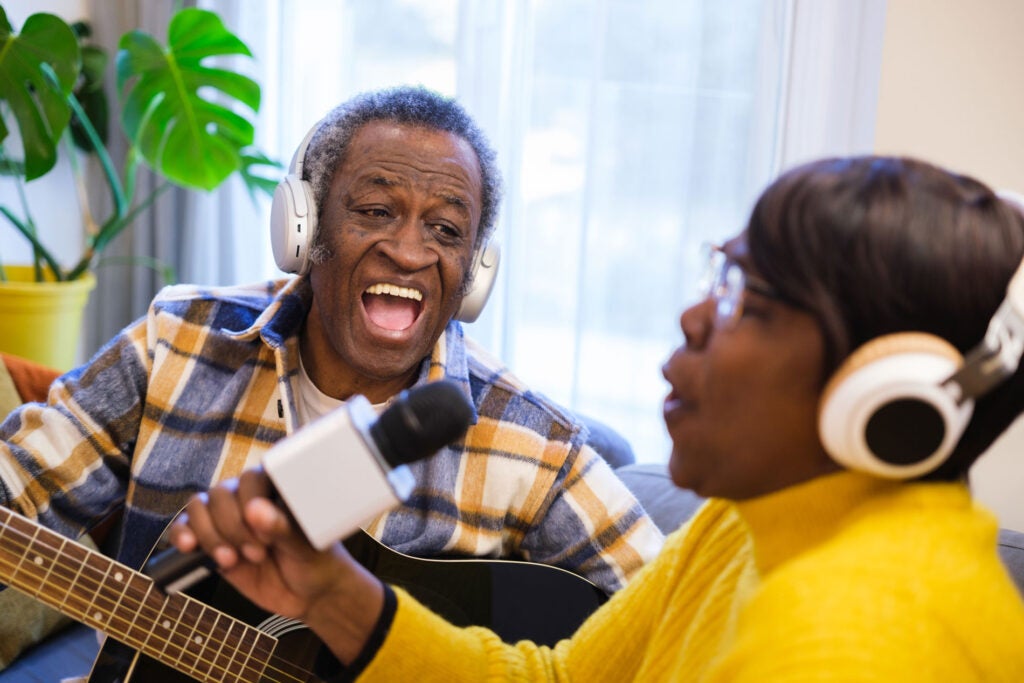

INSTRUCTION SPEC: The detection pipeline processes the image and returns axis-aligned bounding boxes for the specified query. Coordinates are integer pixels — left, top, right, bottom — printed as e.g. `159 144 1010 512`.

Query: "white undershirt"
295 353 342 425
295 353 389 425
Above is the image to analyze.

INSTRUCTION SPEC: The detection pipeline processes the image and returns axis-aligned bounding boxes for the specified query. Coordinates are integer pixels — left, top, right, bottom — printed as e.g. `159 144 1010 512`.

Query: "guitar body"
342 532 607 647
0 505 605 683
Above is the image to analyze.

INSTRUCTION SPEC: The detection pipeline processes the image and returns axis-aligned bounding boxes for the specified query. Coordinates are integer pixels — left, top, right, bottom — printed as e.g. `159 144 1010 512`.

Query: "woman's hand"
168 468 385 663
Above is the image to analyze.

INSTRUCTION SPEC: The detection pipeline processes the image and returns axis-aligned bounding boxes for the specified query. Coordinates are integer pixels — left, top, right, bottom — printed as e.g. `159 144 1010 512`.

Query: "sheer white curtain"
192 0 885 463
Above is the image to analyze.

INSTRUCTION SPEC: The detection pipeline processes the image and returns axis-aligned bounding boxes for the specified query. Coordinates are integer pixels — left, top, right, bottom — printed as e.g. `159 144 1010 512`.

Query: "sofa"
0 361 1022 680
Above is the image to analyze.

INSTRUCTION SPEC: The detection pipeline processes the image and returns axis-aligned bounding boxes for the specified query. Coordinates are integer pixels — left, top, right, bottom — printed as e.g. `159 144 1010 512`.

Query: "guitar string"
1 507 605 681
0 523 311 683
0 515 318 683
0 533 265 681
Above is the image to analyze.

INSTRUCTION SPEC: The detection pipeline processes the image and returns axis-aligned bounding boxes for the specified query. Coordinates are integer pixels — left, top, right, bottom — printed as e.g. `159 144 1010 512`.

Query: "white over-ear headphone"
818 252 1024 479
269 120 500 323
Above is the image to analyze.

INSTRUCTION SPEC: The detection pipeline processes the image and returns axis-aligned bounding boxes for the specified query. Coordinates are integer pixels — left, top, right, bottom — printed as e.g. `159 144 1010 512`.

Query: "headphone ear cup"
270 173 318 275
818 332 973 479
455 243 500 323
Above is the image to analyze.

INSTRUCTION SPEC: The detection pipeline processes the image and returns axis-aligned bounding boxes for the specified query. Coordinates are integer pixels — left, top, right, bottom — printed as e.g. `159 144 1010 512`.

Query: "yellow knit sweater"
358 471 1024 682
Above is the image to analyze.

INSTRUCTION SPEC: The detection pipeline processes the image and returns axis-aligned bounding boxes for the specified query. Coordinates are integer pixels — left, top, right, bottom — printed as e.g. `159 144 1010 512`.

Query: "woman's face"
661 234 839 500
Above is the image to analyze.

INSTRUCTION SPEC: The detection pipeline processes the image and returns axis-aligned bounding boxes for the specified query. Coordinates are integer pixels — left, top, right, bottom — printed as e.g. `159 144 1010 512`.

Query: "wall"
874 0 1024 531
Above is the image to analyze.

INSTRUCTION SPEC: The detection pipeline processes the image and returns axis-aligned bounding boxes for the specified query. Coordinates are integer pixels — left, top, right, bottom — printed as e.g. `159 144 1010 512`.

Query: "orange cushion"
1 353 60 404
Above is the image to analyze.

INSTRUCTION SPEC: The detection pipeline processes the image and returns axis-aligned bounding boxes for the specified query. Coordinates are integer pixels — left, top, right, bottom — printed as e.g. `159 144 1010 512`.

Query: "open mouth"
362 283 424 331
663 387 696 420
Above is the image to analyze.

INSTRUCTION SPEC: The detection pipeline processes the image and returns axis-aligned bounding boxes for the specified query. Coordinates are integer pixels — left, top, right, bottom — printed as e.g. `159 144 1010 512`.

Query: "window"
200 0 883 463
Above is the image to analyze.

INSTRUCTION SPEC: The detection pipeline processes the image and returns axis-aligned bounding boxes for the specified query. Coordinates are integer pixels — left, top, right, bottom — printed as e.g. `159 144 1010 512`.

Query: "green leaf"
0 9 81 180
116 8 261 191
239 148 283 200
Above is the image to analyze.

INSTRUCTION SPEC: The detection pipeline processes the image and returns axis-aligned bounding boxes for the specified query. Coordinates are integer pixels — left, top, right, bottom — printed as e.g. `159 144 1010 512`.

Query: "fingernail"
242 543 265 562
213 545 235 567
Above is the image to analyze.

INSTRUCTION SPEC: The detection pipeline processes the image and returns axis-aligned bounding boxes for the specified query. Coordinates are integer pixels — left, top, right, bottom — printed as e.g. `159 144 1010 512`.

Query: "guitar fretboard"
0 507 277 682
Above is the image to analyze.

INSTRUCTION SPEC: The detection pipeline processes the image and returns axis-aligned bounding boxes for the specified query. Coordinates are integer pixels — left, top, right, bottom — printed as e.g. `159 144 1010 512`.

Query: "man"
0 86 662 600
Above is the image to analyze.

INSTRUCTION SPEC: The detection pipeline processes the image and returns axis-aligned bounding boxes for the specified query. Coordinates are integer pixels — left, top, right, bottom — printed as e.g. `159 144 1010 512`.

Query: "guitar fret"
234 622 276 681
135 584 177 660
55 538 130 635
29 539 91 620
195 606 228 680
78 544 119 630
0 511 209 667
150 592 187 661
0 515 91 623
236 614 276 681
182 598 216 679
83 552 140 635
0 508 331 682
30 533 65 599
207 608 236 679
148 589 276 679
1 517 38 582
112 576 157 650
163 589 222 679
57 547 90 615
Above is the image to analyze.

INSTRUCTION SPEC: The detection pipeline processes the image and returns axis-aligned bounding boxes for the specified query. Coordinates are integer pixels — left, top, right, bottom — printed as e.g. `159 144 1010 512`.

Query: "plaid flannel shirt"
0 277 662 594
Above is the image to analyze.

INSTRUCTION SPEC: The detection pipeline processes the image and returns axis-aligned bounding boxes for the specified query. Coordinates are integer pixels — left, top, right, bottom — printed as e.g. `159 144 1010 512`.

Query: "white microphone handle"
263 395 416 550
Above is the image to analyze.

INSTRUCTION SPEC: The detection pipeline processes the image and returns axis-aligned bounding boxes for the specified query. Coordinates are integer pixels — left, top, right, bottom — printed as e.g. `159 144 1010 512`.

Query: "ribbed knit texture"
358 471 1024 682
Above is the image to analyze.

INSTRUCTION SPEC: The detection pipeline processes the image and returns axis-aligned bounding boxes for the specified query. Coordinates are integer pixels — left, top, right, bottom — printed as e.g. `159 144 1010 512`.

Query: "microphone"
145 380 473 592
267 379 474 549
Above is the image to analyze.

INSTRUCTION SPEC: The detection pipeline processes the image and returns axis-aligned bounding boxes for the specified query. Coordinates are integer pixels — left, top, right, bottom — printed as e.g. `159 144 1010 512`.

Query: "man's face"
306 121 482 397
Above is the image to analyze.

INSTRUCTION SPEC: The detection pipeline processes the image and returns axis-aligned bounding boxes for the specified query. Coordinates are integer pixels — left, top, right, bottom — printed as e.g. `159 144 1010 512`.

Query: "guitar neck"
0 506 277 682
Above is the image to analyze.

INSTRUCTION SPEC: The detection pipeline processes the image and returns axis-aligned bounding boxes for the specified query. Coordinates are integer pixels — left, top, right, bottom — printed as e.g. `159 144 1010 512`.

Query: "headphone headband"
289 121 319 179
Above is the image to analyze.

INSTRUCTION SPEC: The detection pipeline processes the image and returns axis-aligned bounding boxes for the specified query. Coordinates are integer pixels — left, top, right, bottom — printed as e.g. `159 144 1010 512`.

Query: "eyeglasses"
698 243 780 329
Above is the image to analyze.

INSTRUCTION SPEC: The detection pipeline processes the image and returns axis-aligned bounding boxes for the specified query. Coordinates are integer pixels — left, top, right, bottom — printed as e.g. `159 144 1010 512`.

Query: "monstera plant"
0 5 278 369
0 5 278 282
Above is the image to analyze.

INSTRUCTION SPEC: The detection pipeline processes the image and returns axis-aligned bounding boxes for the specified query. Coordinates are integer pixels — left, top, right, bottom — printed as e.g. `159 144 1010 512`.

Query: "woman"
172 155 1024 681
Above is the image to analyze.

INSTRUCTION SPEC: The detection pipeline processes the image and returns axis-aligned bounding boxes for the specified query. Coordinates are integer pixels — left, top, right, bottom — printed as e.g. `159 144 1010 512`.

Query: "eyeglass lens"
700 245 745 326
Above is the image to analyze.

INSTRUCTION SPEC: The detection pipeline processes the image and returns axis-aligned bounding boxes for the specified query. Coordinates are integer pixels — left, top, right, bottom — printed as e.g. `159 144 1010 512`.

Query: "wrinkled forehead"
335 123 483 220
349 122 480 179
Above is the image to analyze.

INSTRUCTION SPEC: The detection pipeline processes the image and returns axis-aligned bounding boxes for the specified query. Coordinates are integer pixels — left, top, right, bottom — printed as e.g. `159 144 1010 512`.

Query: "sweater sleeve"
356 575 656 682
356 501 737 683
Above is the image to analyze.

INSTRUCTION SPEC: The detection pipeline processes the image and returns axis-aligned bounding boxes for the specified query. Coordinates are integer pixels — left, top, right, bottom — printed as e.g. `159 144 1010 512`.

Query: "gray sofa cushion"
998 528 1024 596
615 463 704 534
581 416 636 469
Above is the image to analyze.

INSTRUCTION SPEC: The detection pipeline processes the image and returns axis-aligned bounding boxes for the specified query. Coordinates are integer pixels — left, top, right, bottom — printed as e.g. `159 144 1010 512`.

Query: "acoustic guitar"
0 506 606 682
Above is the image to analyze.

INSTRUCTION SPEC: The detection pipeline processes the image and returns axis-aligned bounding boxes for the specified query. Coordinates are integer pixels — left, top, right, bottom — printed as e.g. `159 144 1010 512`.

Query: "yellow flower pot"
0 266 96 371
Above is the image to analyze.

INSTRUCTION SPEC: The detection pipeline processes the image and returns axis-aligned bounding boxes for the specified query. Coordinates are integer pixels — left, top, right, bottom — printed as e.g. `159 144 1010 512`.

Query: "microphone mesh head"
370 380 473 467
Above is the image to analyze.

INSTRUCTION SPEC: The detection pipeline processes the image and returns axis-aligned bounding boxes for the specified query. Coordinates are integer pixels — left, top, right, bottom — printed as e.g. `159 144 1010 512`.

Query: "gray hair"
302 85 502 259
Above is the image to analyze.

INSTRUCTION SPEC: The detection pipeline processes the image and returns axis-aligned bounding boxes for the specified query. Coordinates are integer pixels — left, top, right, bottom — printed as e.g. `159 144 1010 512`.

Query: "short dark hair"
302 85 502 253
745 155 1024 480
